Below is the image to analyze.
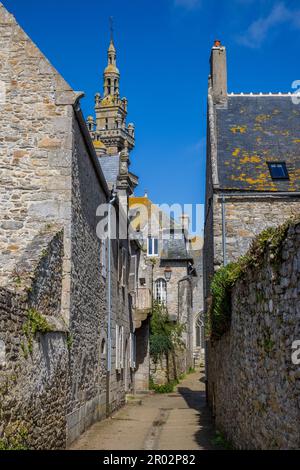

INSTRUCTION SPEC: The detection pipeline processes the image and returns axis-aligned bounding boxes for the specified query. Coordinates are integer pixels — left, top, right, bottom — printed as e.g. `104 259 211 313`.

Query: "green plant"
212 431 233 450
150 301 185 363
261 328 275 354
149 378 178 394
207 261 243 340
207 218 298 341
0 423 28 450
66 332 73 351
22 309 53 356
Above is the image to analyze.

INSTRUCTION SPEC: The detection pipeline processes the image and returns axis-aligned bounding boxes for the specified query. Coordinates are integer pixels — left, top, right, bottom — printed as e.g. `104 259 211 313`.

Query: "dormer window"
268 162 289 180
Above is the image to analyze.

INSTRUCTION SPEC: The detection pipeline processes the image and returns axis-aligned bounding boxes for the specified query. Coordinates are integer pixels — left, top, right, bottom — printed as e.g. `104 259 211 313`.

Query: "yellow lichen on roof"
230 126 247 134
255 114 272 123
240 155 261 164
232 148 240 157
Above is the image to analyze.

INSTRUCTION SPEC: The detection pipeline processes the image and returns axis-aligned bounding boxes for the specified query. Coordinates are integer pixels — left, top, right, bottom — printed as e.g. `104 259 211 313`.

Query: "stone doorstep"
126 395 143 406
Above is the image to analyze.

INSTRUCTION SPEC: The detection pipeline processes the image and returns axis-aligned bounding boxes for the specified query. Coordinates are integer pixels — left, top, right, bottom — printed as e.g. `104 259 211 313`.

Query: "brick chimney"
210 40 227 104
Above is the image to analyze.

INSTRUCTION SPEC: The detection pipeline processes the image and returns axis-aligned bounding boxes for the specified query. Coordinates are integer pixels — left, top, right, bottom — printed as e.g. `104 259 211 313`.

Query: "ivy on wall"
150 301 185 363
207 217 298 341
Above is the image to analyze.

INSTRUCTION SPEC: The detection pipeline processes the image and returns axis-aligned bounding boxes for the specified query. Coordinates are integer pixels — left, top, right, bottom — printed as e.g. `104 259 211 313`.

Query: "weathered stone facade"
128 197 199 385
204 196 300 298
204 41 300 449
207 222 300 449
0 3 137 449
0 229 69 450
204 42 300 304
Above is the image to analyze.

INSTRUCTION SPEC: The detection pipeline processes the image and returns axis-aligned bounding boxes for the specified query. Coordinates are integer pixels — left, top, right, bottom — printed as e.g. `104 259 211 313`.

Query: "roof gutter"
216 191 300 198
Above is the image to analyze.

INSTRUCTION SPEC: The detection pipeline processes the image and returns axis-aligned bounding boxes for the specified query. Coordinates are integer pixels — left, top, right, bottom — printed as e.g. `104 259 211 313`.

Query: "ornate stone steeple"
88 27 135 157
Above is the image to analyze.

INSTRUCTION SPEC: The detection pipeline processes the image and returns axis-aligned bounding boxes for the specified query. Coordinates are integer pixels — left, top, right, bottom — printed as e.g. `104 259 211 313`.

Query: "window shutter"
115 326 119 371
129 255 137 293
120 327 124 370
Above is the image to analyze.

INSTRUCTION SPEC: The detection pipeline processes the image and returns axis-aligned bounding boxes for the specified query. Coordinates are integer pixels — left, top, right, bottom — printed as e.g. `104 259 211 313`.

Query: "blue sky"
3 0 300 213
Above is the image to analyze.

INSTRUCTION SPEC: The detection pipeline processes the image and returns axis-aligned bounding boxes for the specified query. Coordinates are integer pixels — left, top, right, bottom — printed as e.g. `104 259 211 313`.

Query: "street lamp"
164 266 172 283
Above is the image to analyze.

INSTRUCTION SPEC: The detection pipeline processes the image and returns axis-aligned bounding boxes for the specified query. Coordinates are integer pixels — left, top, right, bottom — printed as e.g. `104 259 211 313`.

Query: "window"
268 162 289 180
196 315 205 350
116 325 124 371
155 278 167 304
147 237 159 256
129 255 137 293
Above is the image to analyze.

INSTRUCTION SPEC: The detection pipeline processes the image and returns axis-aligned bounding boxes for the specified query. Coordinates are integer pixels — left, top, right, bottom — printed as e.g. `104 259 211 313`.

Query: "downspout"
106 188 117 417
221 194 227 267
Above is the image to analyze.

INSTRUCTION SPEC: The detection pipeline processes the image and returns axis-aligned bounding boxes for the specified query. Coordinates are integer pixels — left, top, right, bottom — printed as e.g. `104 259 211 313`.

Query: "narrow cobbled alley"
70 370 217 451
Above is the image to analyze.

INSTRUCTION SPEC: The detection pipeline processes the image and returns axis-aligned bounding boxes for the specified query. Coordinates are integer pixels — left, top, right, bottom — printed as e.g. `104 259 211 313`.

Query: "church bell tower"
88 22 135 157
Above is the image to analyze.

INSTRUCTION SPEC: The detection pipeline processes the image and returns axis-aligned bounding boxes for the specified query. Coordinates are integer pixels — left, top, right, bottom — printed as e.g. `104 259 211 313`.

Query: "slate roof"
98 155 120 185
216 96 300 191
160 236 192 261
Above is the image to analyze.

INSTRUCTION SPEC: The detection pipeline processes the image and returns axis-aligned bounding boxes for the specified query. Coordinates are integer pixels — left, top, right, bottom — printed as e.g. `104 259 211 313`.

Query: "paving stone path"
70 369 218 451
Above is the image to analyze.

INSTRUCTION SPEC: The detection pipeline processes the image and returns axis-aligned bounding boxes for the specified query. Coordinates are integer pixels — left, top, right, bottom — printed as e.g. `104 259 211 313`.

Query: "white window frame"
147 237 159 257
155 278 167 304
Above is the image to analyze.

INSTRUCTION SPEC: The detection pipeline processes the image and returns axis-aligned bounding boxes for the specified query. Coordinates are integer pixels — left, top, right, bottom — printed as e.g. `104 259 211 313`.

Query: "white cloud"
174 0 202 10
239 2 300 48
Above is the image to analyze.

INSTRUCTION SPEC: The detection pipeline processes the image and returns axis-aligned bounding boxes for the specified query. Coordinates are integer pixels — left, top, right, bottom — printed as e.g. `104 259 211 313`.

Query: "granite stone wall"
153 261 188 321
66 113 134 446
207 222 300 449
0 230 68 450
213 196 300 268
0 3 135 449
0 3 75 299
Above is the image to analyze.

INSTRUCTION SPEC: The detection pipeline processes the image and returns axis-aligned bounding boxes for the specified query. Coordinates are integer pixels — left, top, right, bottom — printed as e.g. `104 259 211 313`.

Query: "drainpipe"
221 194 227 267
106 188 117 417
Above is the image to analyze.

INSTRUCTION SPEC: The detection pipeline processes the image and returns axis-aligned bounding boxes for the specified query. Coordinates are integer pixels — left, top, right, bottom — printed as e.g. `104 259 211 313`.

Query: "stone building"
0 3 140 449
204 41 300 404
129 195 203 385
204 40 300 305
